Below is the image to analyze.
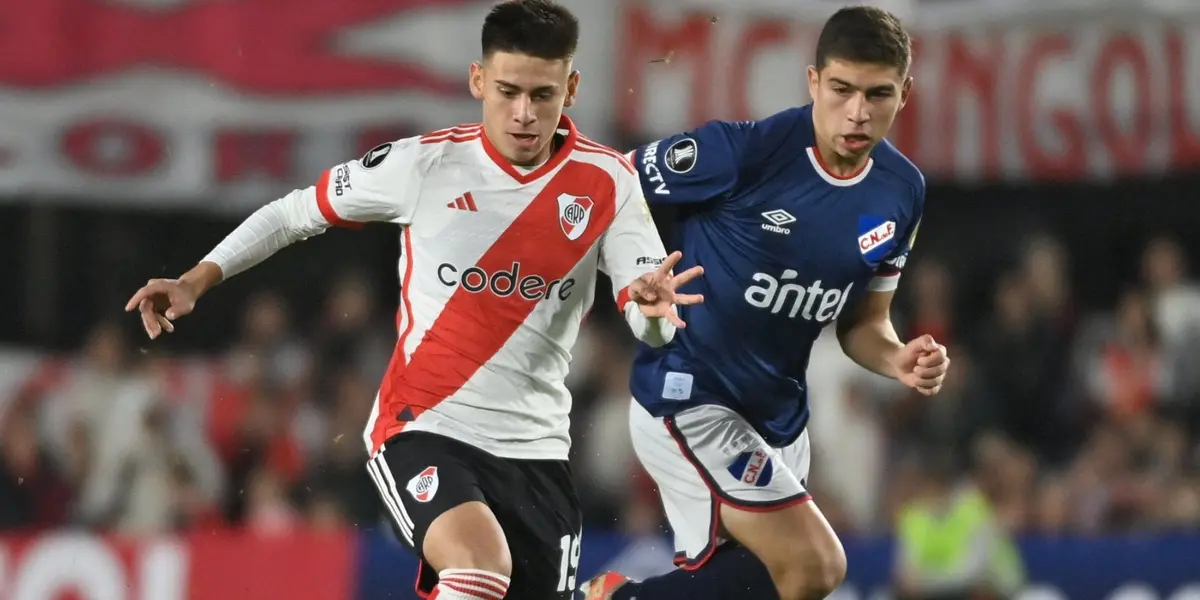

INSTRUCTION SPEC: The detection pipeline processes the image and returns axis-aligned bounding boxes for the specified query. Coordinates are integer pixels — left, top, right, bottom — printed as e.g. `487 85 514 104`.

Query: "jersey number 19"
556 533 582 592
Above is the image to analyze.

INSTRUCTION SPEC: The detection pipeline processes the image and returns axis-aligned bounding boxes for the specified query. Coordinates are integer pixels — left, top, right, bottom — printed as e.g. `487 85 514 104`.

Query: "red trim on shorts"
663 416 722 570
415 560 433 599
662 416 813 570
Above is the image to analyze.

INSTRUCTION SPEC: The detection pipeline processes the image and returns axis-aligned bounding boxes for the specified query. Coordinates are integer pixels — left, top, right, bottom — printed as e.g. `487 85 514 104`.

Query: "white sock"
432 568 511 600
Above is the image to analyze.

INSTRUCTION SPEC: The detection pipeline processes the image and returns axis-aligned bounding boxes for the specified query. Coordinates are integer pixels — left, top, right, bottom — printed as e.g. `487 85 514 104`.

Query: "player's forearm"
624 303 676 347
836 316 905 379
178 261 224 300
201 189 326 281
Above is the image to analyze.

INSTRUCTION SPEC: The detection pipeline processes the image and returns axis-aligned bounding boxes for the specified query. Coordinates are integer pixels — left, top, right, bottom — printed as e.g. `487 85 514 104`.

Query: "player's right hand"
891 334 950 396
124 278 198 339
628 251 705 328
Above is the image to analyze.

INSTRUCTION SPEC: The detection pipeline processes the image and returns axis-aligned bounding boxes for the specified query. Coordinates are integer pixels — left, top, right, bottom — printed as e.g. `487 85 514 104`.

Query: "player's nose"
846 93 870 124
512 96 536 125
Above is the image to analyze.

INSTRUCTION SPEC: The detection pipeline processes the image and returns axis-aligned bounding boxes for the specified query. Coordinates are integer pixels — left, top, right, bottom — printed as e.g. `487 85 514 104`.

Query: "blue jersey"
627 104 925 447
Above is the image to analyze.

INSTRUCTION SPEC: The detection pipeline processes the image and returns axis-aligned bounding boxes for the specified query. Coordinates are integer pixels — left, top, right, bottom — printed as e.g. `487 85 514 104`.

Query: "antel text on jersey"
744 272 853 324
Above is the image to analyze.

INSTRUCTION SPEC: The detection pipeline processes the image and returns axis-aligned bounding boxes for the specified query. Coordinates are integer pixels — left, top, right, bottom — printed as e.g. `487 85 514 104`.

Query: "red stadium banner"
616 4 1200 182
0 0 1195 206
0 0 489 211
0 530 355 600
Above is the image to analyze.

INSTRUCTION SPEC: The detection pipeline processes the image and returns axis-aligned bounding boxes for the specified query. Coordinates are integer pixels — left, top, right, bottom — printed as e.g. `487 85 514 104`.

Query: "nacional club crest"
857 216 897 261
557 193 594 241
727 449 774 487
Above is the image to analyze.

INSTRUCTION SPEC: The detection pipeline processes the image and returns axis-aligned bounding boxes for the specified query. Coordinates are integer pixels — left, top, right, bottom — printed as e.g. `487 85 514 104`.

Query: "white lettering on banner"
0 100 460 213
139 540 188 600
0 0 1197 203
0 0 523 208
616 5 1200 181
0 535 187 600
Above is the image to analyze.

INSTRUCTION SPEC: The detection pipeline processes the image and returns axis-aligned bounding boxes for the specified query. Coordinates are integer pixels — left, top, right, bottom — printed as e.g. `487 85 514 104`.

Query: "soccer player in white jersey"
125 2 703 598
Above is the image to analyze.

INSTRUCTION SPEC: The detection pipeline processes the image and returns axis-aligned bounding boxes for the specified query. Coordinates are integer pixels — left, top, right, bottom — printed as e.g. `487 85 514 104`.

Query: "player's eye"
868 90 893 100
533 92 553 101
499 88 518 98
833 87 851 96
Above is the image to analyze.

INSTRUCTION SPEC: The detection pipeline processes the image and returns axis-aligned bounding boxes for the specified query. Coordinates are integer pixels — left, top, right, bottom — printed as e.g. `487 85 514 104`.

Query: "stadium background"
2 0 1200 597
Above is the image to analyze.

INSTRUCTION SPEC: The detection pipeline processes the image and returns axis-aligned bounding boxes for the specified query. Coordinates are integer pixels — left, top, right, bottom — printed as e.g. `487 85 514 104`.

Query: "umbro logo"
447 192 478 212
761 209 795 235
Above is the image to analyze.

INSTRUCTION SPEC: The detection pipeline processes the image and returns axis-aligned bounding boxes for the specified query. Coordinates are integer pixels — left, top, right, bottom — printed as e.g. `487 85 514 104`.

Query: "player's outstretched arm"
124 186 332 339
599 172 704 346
125 140 418 340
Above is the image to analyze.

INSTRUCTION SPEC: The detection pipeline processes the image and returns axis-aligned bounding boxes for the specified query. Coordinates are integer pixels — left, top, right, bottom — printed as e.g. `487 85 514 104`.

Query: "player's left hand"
628 251 704 328
890 334 950 396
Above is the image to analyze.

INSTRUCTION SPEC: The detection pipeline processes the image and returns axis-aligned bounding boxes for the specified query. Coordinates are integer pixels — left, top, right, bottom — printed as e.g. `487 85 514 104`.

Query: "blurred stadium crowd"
2 230 1199 542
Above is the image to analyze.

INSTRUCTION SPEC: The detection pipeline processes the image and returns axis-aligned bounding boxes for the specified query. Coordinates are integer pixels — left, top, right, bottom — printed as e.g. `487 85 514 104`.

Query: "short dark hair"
481 0 579 61
814 6 911 74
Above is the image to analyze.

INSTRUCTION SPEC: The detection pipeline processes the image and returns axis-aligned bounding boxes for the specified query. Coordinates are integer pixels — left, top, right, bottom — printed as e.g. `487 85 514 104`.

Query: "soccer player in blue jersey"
582 6 950 600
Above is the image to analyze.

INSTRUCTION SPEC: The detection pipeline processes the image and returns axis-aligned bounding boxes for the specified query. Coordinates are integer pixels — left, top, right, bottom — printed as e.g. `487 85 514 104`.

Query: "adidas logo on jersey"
447 192 478 212
744 271 853 323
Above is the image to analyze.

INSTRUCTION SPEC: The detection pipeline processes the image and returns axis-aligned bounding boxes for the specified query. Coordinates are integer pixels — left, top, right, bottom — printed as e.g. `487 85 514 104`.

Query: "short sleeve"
868 177 926 292
628 119 754 205
313 138 422 227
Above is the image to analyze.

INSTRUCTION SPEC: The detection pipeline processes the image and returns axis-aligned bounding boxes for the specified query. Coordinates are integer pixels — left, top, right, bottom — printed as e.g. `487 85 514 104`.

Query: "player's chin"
502 143 544 166
507 131 545 154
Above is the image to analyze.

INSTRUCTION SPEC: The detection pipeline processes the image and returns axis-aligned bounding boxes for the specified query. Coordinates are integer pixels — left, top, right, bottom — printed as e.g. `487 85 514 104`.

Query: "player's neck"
812 137 869 178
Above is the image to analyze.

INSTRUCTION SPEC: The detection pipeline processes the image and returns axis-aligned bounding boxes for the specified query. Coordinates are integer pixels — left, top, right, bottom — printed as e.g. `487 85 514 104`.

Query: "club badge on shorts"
727 449 774 487
406 466 440 502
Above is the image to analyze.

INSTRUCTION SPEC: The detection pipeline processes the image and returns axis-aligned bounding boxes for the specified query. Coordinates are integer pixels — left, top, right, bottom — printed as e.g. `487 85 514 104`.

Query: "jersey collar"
805 146 873 187
480 114 578 185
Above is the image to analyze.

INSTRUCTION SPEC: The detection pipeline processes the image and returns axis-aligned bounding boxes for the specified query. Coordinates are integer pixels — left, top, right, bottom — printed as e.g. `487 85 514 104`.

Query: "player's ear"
898 76 914 111
806 65 820 101
564 70 581 108
469 61 485 100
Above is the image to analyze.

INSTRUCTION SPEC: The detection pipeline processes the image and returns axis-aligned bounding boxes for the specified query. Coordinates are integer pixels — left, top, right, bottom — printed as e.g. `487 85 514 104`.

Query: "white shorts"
629 399 812 569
